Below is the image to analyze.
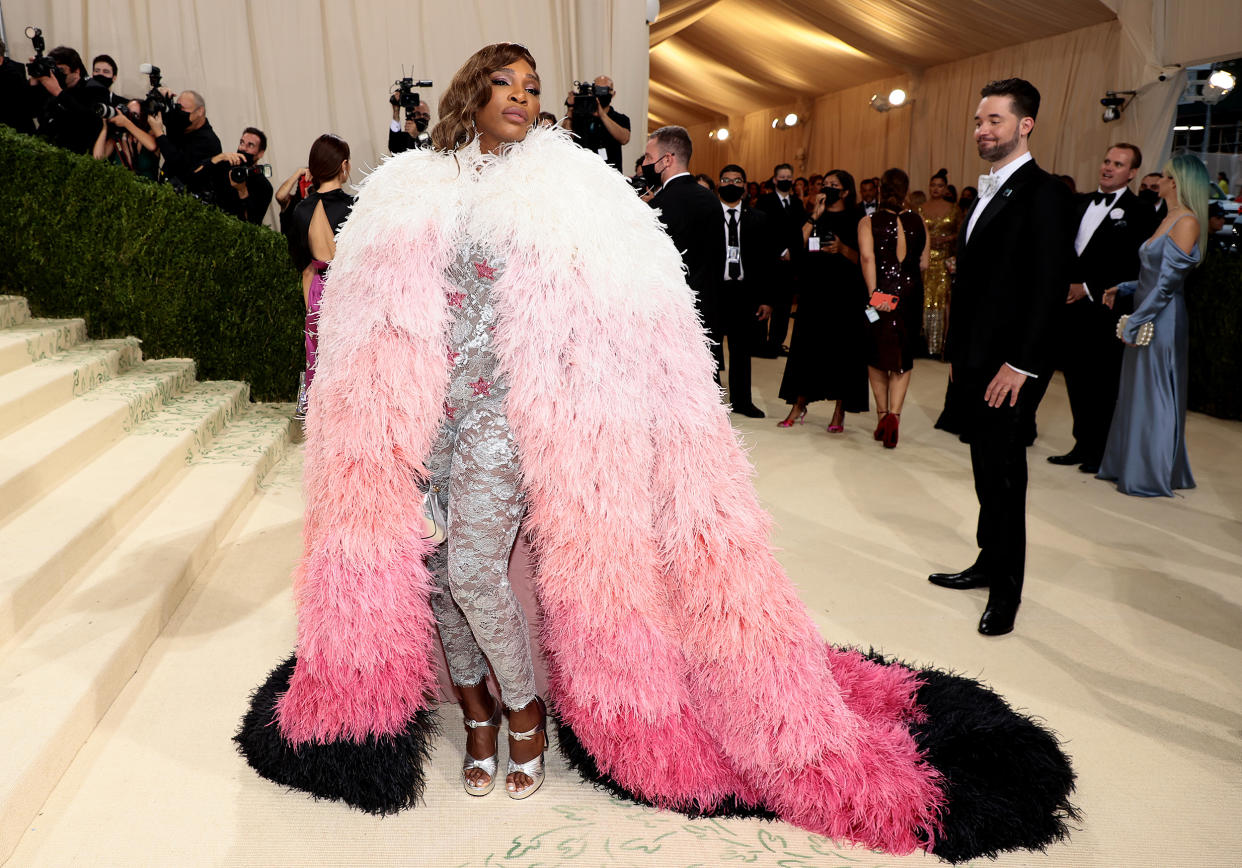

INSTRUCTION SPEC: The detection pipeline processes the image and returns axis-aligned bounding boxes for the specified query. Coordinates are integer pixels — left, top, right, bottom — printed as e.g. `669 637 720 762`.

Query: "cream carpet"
8 359 1241 868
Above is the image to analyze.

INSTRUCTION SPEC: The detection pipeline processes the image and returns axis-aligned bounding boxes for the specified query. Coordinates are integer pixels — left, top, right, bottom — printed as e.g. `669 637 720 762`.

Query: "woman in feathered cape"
237 43 1077 863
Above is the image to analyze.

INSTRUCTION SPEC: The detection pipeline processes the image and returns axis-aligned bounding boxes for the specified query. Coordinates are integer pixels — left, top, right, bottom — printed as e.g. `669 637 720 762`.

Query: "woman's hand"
1101 287 1118 309
824 238 841 255
875 298 893 313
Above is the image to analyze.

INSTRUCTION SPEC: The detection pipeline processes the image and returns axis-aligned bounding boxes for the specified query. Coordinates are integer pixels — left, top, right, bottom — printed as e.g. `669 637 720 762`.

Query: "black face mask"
821 187 841 205
413 116 429 132
1137 187 1158 205
775 179 793 193
641 157 663 189
91 73 114 89
598 94 612 109
719 184 744 204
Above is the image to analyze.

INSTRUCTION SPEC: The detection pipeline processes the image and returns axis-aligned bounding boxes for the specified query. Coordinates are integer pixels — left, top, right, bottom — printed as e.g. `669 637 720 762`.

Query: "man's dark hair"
860 176 877 191
720 163 747 183
980 77 1041 121
243 126 268 152
773 162 793 176
649 125 692 165
1109 142 1142 170
92 54 118 76
1143 172 1162 181
48 46 87 77
0 38 8 58
634 154 644 171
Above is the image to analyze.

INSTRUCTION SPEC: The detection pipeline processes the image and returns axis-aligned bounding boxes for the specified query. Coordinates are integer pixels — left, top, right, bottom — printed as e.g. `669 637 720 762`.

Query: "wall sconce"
869 89 909 112
1100 90 1136 122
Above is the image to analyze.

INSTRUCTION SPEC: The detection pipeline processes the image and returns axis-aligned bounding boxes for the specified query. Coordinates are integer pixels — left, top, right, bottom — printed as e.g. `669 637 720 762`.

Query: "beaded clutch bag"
1116 314 1154 346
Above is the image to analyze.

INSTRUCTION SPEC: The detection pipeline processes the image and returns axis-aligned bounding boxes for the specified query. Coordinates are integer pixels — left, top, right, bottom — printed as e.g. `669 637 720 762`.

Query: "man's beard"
978 129 1020 162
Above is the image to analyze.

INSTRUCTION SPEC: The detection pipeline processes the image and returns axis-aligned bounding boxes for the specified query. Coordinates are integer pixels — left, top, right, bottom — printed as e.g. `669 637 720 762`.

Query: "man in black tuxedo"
715 164 776 417
755 163 806 357
929 78 1073 636
1047 144 1158 474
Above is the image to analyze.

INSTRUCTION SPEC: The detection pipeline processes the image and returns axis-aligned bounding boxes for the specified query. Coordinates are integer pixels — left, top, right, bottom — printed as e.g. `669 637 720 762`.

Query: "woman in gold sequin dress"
917 170 962 357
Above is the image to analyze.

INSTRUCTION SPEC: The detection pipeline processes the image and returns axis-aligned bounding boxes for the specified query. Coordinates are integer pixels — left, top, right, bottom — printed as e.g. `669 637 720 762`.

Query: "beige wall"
3 0 651 224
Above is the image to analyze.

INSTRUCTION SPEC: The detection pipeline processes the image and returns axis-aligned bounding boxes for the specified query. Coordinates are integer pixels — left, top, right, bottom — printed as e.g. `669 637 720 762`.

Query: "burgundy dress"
868 209 926 372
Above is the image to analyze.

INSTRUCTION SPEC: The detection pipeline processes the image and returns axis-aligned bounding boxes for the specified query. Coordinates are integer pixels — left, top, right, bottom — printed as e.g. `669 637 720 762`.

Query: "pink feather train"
236 127 1077 862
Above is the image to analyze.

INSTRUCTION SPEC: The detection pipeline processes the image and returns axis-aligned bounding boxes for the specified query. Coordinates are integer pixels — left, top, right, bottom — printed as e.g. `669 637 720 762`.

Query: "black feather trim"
233 654 439 815
552 708 777 821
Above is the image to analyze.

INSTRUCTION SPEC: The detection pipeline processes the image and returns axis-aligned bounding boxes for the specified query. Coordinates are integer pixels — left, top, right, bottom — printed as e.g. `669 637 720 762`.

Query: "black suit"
651 174 725 335
715 202 777 407
1058 188 1157 463
757 191 806 353
947 158 1073 589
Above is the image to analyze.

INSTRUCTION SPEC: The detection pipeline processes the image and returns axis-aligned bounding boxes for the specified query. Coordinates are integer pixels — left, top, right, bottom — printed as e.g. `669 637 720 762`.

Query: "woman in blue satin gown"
1098 154 1208 497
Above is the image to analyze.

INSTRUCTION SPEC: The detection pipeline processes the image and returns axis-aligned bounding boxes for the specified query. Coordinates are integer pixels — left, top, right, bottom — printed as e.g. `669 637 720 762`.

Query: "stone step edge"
0 358 198 527
0 381 251 649
0 337 143 442
0 318 88 378
0 409 293 864
0 296 30 330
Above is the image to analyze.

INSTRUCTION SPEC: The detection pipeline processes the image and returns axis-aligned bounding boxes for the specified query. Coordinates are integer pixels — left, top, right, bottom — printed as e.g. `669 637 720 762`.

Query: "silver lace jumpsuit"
425 244 537 710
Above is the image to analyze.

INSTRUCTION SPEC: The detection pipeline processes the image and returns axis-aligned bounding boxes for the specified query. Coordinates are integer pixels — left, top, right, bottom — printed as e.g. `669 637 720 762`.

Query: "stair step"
0 296 29 330
0 337 142 441
0 358 197 527
0 404 293 861
0 317 87 378
0 381 249 648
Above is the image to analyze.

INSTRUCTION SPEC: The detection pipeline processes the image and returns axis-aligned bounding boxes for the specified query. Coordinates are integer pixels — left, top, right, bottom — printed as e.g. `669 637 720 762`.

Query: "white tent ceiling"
648 0 1118 128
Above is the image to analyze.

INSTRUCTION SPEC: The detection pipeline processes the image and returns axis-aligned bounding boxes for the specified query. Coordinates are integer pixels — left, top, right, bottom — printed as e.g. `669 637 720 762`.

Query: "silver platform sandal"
462 700 502 796
506 696 547 800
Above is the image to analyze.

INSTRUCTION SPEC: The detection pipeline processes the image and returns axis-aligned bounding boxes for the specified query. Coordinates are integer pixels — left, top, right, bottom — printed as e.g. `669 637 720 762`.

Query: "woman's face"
1159 170 1177 202
794 179 806 197
474 57 541 154
747 182 758 197
929 177 946 199
823 173 845 207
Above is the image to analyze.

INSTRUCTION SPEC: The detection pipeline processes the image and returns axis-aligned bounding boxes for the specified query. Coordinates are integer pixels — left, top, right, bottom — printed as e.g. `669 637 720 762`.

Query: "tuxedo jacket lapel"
965 161 1040 249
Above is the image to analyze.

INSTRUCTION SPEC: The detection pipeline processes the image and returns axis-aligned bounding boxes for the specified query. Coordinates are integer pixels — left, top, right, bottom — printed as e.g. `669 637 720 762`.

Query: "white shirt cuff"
390 120 401 133
1006 363 1037 378
1082 283 1094 302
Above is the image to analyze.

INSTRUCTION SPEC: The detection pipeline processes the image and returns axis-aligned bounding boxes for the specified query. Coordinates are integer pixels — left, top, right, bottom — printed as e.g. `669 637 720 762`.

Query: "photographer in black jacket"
0 37 36 134
388 99 431 154
563 75 630 172
147 88 221 192
28 45 108 154
199 126 274 224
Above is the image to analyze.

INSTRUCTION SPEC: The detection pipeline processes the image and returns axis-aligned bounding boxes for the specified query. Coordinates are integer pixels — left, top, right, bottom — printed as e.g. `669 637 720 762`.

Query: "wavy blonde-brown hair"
431 43 538 152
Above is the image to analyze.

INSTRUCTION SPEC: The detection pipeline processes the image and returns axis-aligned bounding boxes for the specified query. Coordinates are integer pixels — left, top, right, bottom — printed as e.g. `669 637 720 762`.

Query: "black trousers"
1059 298 1125 462
960 367 1047 588
762 260 796 352
718 280 762 407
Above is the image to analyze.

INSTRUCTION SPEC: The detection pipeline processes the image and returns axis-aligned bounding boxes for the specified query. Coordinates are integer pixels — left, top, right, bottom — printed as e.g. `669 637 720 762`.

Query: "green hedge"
1187 248 1242 420
0 125 303 401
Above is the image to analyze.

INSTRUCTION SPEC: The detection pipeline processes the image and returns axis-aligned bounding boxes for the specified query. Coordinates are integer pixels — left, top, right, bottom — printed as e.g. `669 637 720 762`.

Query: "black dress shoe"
1078 461 1100 474
978 578 1021 635
732 404 766 418
1047 451 1084 466
928 564 989 590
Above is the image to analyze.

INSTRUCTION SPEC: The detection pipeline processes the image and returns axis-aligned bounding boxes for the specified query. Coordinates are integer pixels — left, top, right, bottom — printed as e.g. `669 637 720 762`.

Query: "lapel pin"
1002 188 1013 198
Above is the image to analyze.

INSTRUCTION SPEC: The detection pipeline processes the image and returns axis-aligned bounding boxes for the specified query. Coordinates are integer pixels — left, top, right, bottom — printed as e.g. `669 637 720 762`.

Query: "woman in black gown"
858 168 927 448
777 170 870 431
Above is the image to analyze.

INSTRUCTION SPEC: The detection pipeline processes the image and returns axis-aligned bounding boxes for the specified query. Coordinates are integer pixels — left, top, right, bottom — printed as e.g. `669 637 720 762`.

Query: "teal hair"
1164 153 1210 259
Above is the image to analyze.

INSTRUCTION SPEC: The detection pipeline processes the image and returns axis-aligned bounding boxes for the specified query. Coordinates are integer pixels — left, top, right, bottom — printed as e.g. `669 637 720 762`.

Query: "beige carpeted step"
0 337 142 440
0 404 293 862
0 317 87 377
0 296 30 330
0 380 249 647
0 358 196 526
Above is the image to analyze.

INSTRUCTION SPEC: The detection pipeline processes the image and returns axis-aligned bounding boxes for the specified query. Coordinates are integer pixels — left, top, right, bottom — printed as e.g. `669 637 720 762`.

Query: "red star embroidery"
447 291 466 309
473 260 496 281
469 377 493 397
444 404 457 421
447 350 461 366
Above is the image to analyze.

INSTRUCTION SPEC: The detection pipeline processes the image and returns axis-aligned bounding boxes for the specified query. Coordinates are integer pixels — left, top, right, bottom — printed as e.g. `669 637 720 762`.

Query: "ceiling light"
784 113 798 126
1188 125 1205 131
869 93 891 112
716 127 730 141
888 89 907 107
1208 69 1236 92
771 118 779 129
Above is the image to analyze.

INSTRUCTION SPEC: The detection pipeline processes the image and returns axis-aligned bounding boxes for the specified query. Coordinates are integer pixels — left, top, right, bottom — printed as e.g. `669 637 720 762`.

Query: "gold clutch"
1116 314 1153 346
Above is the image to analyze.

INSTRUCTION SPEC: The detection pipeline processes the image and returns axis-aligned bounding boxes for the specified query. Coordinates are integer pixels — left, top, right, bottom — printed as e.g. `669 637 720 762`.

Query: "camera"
229 158 271 185
25 26 58 79
138 63 184 122
390 76 433 118
571 80 611 120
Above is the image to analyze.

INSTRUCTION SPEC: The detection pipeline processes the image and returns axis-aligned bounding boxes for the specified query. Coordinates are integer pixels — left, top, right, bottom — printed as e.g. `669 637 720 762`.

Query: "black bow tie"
1091 191 1117 207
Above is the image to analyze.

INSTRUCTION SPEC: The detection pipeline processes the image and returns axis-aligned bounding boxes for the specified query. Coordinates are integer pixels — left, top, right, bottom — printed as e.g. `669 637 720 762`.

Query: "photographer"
90 54 119 91
199 127 273 224
563 75 630 172
388 99 431 154
1 37 36 134
28 44 108 154
147 88 221 192
92 98 160 181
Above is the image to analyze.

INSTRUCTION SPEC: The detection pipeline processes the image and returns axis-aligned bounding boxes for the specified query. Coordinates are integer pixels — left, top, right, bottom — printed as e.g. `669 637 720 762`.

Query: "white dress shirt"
721 201 743 280
965 151 1037 378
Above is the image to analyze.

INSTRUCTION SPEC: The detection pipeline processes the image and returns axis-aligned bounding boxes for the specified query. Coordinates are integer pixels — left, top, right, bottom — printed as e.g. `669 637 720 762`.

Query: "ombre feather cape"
236 127 1077 862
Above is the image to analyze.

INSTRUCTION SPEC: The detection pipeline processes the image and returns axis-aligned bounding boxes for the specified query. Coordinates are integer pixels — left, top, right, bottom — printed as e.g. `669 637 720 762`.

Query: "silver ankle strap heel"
506 696 547 800
461 700 502 796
